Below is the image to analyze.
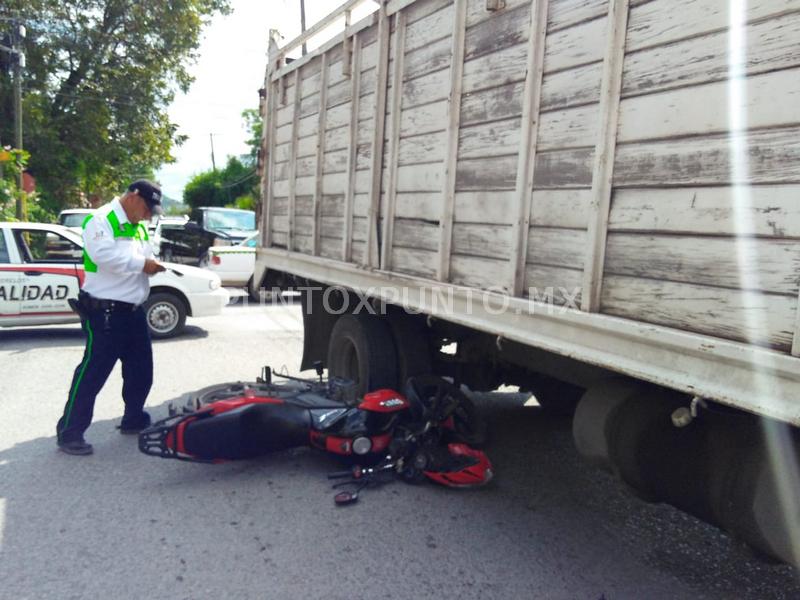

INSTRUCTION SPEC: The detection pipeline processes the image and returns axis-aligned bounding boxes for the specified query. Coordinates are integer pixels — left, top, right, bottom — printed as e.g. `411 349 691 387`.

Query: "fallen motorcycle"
138 367 492 503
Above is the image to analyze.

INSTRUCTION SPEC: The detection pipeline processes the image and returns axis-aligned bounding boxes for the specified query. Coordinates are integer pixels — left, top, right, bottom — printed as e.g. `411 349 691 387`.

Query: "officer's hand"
143 259 166 275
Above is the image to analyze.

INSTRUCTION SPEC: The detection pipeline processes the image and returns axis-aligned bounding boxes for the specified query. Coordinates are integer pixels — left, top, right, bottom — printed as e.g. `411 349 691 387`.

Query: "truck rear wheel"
327 313 398 393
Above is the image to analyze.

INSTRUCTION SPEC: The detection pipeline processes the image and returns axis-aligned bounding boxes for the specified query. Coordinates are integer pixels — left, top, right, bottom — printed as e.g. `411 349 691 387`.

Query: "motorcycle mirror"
334 491 358 506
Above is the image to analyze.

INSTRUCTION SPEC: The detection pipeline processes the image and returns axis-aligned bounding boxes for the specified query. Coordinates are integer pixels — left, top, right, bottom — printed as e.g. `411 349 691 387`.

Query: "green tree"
0 0 229 211
183 155 256 209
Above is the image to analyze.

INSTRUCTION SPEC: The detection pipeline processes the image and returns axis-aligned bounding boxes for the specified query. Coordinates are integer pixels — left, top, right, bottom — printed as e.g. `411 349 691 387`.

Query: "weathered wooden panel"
627 0 797 53
461 80 524 126
275 122 293 145
463 42 528 94
456 155 518 191
394 218 439 251
608 185 800 238
271 215 288 233
360 40 379 73
404 36 452 81
605 233 800 295
293 196 313 217
614 126 800 187
397 132 447 165
527 227 587 268
274 141 290 164
271 231 288 247
523 264 584 306
601 275 796 350
548 0 609 32
351 240 367 264
392 247 438 278
325 125 350 153
405 1 453 51
532 189 592 228
297 135 319 160
298 113 322 139
323 149 349 174
544 15 606 73
458 118 522 159
622 11 800 98
465 2 530 61
533 148 594 188
451 254 512 292
618 67 800 143
327 78 352 109
538 103 599 150
275 176 315 197
293 234 313 254
467 0 529 28
299 91 321 118
400 100 448 136
271 197 289 217
396 192 442 221
453 223 513 259
320 195 345 217
541 61 603 110
320 236 343 260
455 190 516 224
402 67 451 108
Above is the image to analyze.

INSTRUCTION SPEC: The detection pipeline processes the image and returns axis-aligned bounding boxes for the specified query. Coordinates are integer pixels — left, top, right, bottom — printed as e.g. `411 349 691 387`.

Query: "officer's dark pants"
57 306 153 443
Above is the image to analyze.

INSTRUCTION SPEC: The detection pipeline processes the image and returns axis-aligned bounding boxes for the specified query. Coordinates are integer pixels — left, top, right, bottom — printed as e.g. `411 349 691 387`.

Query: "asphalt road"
1 297 798 599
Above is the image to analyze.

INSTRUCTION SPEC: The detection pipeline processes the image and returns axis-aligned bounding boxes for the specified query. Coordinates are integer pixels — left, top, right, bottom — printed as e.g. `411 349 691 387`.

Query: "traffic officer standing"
56 180 166 455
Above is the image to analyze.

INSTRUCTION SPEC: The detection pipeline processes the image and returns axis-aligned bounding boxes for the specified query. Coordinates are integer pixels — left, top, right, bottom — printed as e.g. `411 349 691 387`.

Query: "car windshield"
60 213 90 228
205 209 255 231
239 233 259 248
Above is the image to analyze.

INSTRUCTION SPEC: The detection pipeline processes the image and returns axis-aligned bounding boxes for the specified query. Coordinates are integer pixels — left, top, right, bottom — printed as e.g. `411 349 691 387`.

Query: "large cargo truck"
254 0 800 565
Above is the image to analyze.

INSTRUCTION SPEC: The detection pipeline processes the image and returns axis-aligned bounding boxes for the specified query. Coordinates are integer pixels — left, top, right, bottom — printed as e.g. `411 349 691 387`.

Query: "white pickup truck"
254 0 800 565
0 222 229 338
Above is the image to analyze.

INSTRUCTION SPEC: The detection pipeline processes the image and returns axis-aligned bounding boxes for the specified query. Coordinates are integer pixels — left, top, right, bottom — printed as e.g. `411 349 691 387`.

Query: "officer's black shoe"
118 411 152 435
58 439 94 456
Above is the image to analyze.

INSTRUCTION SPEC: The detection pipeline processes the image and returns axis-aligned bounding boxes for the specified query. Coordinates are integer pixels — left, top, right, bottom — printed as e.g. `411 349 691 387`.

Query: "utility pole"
300 0 307 55
210 133 217 171
14 20 24 219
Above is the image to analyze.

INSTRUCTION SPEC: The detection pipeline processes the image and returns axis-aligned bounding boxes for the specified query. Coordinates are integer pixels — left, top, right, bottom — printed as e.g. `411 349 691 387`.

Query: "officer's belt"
79 291 139 312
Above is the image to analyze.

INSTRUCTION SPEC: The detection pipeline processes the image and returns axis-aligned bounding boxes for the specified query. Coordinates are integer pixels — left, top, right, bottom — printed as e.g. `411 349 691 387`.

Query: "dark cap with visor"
128 179 163 215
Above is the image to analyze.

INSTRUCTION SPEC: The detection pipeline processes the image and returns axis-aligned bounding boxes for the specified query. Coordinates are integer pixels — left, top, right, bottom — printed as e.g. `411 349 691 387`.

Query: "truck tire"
387 312 432 387
144 292 187 339
247 276 261 303
327 313 398 393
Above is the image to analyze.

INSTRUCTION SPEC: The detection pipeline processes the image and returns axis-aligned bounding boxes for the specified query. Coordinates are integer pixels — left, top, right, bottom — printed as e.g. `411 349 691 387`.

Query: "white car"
57 208 95 235
0 222 229 338
201 232 264 301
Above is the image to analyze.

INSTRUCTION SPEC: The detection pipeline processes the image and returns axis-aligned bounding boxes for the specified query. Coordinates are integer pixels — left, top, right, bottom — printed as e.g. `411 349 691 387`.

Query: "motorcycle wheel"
405 376 487 447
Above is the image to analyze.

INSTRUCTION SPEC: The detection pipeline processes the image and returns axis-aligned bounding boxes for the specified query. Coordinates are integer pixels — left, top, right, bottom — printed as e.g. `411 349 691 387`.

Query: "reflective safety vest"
81 211 149 273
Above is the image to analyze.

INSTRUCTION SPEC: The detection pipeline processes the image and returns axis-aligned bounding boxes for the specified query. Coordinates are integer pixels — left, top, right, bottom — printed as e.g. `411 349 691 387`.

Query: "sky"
155 0 378 201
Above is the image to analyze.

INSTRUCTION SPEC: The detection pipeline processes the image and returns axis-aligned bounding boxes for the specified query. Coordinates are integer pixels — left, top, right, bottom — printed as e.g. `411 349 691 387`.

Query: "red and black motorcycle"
138 367 492 503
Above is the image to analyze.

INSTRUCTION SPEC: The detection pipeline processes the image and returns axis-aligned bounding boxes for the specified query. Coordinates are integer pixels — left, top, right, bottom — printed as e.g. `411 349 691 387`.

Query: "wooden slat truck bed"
256 0 800 425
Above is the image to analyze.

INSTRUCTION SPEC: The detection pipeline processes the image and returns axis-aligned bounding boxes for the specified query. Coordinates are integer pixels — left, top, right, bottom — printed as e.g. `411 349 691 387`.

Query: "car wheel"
144 292 187 339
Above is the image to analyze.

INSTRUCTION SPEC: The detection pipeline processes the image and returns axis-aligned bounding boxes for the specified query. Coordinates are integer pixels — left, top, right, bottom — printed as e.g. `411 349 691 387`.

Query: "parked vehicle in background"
201 232 264 301
150 215 189 259
57 208 95 234
158 207 256 265
0 222 229 338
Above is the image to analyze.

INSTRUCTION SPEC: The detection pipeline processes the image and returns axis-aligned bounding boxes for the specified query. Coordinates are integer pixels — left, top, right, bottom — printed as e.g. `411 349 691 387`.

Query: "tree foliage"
0 0 229 211
183 155 255 209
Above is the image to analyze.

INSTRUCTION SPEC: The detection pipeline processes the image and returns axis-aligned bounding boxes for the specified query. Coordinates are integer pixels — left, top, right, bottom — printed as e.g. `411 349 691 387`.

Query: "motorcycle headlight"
209 278 221 291
352 437 372 455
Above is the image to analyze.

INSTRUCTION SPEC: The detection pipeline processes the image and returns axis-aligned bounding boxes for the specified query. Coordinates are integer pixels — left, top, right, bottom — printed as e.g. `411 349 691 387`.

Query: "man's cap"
128 179 163 215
